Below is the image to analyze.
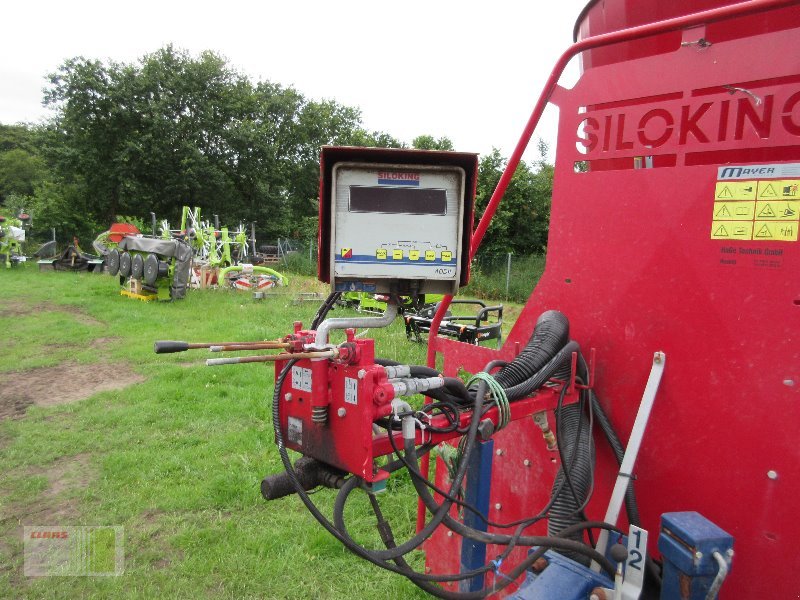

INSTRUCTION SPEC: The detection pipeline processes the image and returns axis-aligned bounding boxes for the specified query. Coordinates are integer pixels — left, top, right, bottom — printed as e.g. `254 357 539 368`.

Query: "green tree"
412 135 454 151
41 46 375 241
0 124 48 202
473 141 552 255
344 129 404 149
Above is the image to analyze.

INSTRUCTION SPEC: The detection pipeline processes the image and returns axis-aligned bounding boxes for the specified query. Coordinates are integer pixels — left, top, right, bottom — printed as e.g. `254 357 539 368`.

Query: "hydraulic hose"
403 437 616 576
547 400 596 564
329 378 491 561
272 309 627 595
274 357 493 569
493 310 570 390
589 389 641 527
502 340 580 401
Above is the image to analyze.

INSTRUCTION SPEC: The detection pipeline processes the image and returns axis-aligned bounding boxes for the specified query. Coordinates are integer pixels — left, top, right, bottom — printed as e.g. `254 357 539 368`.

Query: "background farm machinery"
159 207 286 292
96 207 286 299
338 292 504 346
0 211 31 268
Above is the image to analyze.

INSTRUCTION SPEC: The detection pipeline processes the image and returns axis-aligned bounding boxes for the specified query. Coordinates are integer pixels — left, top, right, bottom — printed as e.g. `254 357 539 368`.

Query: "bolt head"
495 449 504 456
523 459 531 467
531 557 548 574
494 503 502 510
358 369 366 379
767 470 778 480
694 551 703 560
284 393 292 402
337 407 347 418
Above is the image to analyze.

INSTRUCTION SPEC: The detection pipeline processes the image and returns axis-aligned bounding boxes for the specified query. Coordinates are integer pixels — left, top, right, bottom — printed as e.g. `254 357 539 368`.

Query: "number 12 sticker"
622 525 648 600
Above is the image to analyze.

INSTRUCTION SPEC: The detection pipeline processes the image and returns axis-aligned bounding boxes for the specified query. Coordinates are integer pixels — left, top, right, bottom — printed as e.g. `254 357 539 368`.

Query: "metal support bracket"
593 351 666 571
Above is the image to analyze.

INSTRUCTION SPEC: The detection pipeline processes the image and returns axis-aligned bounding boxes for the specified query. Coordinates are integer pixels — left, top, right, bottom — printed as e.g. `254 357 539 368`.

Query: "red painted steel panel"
575 0 800 70
425 2 800 595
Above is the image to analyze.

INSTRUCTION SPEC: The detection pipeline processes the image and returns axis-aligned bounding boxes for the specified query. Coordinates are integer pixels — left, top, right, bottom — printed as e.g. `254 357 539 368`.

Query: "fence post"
505 253 512 299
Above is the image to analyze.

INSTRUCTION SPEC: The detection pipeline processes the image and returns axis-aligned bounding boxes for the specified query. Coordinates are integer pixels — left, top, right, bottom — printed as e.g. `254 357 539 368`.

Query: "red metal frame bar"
417 0 796 533
549 348 596 395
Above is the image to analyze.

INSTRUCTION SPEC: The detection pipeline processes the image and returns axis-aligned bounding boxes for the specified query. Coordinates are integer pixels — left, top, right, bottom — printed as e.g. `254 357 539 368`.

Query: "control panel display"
330 162 466 294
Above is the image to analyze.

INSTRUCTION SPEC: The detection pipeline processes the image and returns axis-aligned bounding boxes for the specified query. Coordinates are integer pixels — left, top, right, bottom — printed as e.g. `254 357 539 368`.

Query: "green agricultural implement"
106 235 193 300
171 206 249 269
220 264 288 292
337 292 444 315
0 212 31 268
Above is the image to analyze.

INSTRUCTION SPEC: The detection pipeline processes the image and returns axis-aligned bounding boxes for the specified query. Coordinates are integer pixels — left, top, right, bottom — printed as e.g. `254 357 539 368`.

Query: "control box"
318 146 478 295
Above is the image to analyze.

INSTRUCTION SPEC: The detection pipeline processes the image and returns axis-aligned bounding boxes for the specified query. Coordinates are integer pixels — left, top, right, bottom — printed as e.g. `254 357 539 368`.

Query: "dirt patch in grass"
0 300 105 327
0 454 96 584
90 336 122 349
0 361 145 420
26 453 95 511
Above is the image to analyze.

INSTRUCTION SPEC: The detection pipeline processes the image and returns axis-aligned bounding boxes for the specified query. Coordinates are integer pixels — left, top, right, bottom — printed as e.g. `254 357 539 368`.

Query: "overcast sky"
1 0 588 162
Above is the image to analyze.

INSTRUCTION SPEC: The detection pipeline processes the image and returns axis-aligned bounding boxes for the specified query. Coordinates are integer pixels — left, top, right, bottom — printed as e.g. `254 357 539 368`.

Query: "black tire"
106 248 120 276
143 253 159 286
131 253 144 279
119 252 132 278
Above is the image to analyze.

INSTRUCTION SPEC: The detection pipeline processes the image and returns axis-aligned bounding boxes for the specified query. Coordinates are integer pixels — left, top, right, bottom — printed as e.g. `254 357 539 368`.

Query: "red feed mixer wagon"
158 1 800 598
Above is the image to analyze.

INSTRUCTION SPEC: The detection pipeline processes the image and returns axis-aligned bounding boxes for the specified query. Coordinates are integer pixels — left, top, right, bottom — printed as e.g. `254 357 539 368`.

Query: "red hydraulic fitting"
369 367 396 416
283 325 317 353
335 343 358 364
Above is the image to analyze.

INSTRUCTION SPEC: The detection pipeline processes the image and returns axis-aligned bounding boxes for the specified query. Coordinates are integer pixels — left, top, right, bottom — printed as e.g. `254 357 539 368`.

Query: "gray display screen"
349 186 447 215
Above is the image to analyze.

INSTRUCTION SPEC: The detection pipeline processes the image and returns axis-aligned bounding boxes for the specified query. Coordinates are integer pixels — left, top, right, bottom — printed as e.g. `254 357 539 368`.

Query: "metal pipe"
314 300 398 349
705 551 730 600
383 365 412 379
154 340 285 354
391 376 445 397
206 350 336 366
209 342 290 352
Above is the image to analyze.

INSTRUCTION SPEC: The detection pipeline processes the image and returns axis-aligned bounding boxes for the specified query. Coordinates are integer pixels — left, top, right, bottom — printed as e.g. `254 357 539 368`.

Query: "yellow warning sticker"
409 250 421 261
715 181 757 200
376 249 387 260
757 180 800 200
341 247 352 259
712 201 755 220
392 249 404 260
712 176 800 242
424 250 436 261
753 221 798 241
755 201 799 221
441 251 453 262
711 221 753 240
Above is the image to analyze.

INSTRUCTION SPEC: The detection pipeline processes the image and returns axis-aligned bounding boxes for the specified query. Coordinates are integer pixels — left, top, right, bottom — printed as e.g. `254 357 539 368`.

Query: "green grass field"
0 264 526 599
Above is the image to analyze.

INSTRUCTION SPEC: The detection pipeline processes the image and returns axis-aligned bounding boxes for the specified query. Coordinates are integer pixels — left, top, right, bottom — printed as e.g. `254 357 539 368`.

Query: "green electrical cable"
467 372 510 430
